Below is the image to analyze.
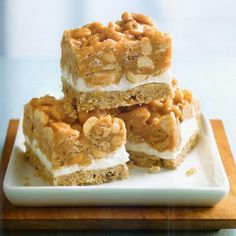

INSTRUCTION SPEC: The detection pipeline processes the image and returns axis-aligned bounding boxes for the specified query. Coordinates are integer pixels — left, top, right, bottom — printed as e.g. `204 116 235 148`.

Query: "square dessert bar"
23 96 129 186
61 12 172 111
114 81 201 169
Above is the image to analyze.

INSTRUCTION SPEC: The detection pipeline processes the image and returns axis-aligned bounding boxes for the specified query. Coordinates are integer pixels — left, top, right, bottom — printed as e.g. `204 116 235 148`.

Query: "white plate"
3 114 229 207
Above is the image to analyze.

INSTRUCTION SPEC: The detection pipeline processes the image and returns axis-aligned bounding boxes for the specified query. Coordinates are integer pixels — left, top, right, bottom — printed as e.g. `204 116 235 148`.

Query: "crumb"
127 160 136 169
33 170 40 177
23 176 30 186
147 166 161 173
185 167 197 177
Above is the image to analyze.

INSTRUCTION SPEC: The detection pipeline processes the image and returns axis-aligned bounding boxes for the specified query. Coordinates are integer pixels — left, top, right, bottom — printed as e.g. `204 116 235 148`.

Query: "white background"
0 0 236 235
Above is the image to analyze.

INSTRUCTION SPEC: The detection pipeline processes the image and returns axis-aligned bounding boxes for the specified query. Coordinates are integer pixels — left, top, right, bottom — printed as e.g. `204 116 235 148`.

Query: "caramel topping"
68 12 156 47
23 96 126 168
61 12 172 87
116 81 195 151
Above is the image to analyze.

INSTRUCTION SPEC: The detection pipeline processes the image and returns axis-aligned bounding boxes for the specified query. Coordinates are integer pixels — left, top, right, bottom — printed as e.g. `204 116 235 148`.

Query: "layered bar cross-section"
23 96 129 185
113 80 201 169
61 12 173 111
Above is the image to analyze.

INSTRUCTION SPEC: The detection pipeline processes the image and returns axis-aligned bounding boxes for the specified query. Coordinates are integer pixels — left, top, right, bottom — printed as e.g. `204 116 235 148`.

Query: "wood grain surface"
0 120 236 230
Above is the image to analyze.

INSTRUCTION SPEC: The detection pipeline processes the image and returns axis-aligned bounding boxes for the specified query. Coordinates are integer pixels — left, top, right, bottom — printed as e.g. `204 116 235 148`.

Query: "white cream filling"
25 137 129 178
126 116 199 160
61 69 173 92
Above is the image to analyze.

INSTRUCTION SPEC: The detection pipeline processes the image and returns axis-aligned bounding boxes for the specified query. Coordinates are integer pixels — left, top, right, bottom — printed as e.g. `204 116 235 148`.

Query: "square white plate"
3 114 229 207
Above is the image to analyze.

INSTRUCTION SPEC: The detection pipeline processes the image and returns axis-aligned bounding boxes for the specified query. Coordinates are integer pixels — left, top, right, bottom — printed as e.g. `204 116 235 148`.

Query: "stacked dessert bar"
115 79 201 169
23 12 201 186
23 96 129 185
61 12 172 111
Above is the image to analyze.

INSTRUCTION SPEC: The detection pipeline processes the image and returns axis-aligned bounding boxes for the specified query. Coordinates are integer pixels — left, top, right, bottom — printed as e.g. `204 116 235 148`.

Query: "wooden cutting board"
1 119 236 230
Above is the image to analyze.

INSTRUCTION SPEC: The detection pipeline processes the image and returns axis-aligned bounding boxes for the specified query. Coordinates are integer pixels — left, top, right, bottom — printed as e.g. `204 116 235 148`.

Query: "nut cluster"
147 82 193 121
61 12 172 87
70 12 155 47
116 82 194 151
118 81 193 123
30 96 67 125
23 96 126 167
83 115 126 158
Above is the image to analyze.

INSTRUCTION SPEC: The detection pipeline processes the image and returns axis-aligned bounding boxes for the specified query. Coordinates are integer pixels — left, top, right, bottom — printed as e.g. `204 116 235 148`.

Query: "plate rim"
3 114 230 194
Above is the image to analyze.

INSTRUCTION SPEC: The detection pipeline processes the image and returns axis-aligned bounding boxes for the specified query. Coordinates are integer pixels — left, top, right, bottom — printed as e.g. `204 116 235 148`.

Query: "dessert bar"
114 80 201 169
23 96 129 185
61 12 172 111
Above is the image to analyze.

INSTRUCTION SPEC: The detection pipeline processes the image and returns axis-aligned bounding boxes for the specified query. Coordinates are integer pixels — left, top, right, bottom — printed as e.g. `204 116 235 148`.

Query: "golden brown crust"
60 12 172 87
62 79 171 111
55 164 129 186
23 96 127 169
26 144 129 186
128 130 200 169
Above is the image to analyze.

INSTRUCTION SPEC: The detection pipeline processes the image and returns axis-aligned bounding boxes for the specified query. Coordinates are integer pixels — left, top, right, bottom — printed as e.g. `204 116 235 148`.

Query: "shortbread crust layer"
26 144 129 186
62 79 171 111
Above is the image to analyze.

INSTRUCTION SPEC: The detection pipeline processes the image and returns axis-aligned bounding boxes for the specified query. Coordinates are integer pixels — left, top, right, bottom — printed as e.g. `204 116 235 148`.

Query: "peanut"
159 43 169 52
127 72 148 83
126 107 150 122
124 33 135 40
159 113 175 134
131 13 154 25
33 109 49 127
103 64 117 70
39 96 57 106
129 28 143 37
93 149 107 159
90 72 117 86
183 89 193 103
83 116 98 138
51 122 70 131
111 135 123 148
137 56 154 69
101 126 111 137
72 28 91 39
141 38 152 56
151 117 160 125
98 116 112 128
94 125 104 136
174 88 184 103
147 100 164 112
171 105 181 118
122 12 132 22
47 106 64 121
124 20 138 30
87 34 99 45
85 22 105 34
69 153 85 165
104 53 116 63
